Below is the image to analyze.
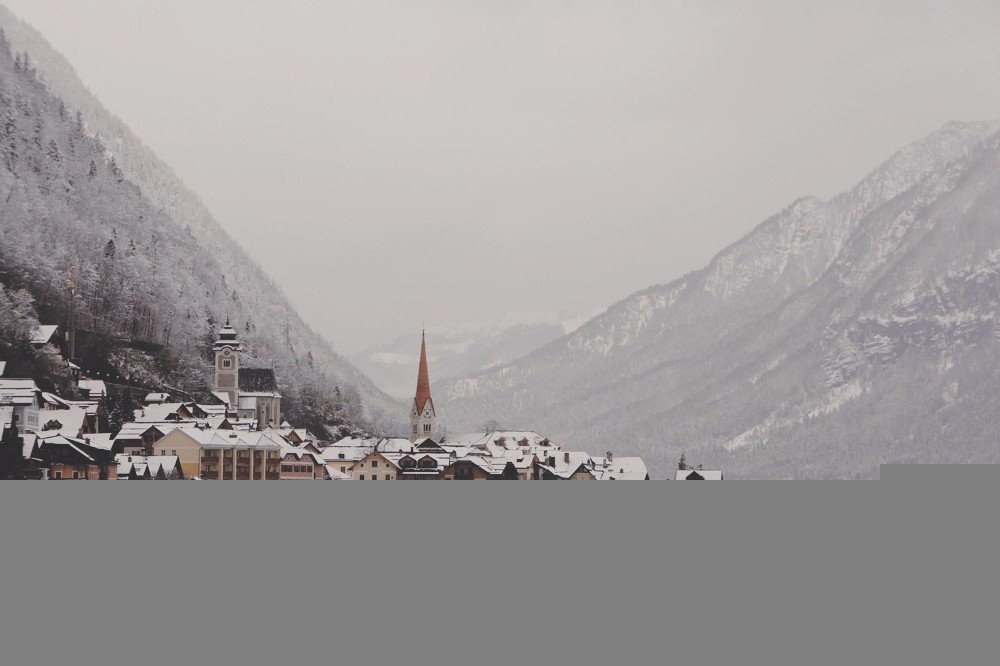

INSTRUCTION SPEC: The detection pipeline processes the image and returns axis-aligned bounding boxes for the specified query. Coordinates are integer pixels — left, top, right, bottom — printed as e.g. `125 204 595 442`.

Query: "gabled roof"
675 469 723 480
83 433 114 451
38 407 87 438
0 380 42 409
30 325 60 346
116 454 181 479
324 465 351 480
590 456 649 480
536 451 595 479
77 379 108 399
238 368 279 393
280 447 323 466
205 430 282 451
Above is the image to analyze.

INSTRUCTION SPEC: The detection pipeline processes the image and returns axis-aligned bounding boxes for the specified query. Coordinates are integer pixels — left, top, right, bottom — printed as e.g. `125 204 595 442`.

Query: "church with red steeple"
411 329 438 442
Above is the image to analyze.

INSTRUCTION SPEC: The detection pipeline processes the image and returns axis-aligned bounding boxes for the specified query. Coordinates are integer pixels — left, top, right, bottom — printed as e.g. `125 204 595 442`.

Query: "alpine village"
1 319 664 481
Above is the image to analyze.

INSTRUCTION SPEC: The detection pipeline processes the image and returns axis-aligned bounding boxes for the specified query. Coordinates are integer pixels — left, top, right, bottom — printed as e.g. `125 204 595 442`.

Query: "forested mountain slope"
0 10 400 437
440 120 1000 478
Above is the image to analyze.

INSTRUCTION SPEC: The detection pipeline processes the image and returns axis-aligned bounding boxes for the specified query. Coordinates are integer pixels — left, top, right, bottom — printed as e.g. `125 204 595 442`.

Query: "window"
54 471 62 479
424 424 432 433
371 460 378 469
172 450 177 456
338 453 345 460
340 466 346 473
385 474 391 480
412 425 418 435
72 472 80 479
359 474 365 480
222 359 232 368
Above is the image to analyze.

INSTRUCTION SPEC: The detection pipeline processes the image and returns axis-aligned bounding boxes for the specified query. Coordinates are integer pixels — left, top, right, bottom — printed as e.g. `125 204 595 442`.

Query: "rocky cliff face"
440 121 1000 478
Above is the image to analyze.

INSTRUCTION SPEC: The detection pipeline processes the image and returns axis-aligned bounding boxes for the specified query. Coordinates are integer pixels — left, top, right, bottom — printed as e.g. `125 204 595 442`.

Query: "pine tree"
678 453 688 471
46 139 62 165
2 103 17 173
104 238 117 260
88 159 98 179
108 156 123 184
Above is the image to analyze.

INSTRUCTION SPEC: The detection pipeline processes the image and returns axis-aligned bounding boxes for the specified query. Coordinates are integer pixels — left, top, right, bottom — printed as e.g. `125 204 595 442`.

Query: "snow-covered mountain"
439 120 1000 479
0 5 400 434
353 312 597 400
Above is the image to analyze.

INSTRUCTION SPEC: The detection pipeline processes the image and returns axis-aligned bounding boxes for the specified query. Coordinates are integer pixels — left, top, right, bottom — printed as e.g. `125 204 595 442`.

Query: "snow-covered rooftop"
30 325 59 346
78 379 108 398
675 469 723 480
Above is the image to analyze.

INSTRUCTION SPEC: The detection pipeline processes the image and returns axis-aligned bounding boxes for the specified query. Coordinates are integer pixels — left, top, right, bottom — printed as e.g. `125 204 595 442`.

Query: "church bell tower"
411 329 437 442
213 320 242 410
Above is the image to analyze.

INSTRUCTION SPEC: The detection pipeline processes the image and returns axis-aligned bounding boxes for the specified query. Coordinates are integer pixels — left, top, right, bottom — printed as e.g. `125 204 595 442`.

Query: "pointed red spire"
415 328 432 411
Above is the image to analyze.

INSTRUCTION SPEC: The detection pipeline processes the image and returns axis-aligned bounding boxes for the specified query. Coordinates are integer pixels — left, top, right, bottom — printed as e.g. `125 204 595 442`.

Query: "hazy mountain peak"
440 121 1000 478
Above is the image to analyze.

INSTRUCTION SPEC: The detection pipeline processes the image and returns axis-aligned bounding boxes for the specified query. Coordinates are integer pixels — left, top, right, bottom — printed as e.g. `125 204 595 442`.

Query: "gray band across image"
2 467 998 666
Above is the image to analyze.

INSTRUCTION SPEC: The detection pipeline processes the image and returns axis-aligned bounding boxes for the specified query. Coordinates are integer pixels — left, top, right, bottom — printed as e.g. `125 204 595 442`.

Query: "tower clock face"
223 350 231 357
424 410 431 418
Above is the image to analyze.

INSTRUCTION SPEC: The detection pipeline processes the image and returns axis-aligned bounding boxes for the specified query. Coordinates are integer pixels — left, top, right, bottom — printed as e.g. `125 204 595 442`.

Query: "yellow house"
152 428 218 478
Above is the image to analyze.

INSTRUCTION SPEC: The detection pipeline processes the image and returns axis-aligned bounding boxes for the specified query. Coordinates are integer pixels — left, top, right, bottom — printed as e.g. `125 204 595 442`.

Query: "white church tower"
213 320 242 410
411 330 438 441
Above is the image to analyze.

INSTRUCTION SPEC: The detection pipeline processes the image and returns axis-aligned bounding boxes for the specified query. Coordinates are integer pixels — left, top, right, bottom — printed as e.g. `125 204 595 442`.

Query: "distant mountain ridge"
440 120 1000 478
0 5 400 433
353 311 596 400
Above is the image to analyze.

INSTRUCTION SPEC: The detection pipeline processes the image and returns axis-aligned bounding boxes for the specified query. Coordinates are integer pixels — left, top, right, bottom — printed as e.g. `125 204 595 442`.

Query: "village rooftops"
116 454 183 480
535 451 595 479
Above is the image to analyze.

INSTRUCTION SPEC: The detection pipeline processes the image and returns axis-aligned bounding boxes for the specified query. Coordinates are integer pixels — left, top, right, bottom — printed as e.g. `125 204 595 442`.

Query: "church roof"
414 330 432 411
239 368 279 393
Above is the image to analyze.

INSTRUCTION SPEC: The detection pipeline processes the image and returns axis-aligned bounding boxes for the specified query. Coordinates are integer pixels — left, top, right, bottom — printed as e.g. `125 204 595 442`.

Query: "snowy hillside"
439 120 1000 479
0 6 400 434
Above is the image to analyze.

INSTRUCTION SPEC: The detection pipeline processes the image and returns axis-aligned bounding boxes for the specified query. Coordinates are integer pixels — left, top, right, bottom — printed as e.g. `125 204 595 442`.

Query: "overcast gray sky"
5 0 1000 353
